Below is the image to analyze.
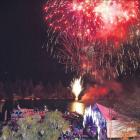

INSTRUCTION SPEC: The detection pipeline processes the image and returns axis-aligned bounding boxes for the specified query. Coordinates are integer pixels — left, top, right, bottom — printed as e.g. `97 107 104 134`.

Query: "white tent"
83 103 139 139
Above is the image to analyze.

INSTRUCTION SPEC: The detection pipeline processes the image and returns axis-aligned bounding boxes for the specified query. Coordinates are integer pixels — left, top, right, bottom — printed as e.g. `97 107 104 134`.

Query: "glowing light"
81 85 109 103
94 1 130 24
71 77 83 101
83 105 107 139
69 101 85 115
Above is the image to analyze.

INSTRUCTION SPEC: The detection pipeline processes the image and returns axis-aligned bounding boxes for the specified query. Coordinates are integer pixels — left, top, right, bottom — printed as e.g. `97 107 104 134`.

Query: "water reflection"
69 101 85 115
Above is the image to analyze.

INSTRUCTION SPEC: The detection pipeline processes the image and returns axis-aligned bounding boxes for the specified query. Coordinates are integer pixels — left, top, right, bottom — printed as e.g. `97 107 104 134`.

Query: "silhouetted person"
14 101 21 110
2 99 13 122
0 100 4 121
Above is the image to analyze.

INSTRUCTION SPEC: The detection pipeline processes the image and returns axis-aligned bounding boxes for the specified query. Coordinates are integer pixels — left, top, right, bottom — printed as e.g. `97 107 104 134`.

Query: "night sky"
0 0 74 85
0 0 140 85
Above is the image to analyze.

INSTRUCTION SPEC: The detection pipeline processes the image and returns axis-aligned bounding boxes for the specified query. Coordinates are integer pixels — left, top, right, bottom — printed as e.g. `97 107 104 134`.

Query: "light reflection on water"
17 99 86 115
68 101 85 115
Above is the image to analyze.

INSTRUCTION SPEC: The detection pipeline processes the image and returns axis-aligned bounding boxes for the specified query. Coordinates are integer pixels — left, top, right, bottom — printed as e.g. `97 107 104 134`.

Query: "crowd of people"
0 99 100 139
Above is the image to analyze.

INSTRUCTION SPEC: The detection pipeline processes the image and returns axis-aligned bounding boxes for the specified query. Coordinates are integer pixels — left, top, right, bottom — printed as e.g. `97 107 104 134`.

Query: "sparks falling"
71 77 83 101
44 0 140 78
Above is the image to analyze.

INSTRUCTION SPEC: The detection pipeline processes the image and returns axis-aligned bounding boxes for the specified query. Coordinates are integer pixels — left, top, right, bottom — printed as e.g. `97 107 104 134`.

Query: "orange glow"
82 85 109 104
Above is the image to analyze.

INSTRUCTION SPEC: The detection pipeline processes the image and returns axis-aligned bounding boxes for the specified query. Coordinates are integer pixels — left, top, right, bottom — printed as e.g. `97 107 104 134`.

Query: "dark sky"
0 0 73 85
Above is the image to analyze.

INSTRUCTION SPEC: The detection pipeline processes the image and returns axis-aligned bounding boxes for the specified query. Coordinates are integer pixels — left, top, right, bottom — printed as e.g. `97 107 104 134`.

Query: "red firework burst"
45 0 140 46
44 0 140 78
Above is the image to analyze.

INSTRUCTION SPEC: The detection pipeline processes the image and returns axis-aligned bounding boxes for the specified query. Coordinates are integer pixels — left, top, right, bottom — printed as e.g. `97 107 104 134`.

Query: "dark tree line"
0 80 74 99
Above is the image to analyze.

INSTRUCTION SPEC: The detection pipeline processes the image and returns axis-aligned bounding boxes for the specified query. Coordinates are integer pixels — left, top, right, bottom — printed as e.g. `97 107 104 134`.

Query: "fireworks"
45 0 139 42
44 0 140 78
71 77 83 101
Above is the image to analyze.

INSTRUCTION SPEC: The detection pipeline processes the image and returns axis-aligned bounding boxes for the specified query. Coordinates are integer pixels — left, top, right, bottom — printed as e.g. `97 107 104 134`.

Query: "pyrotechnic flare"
71 77 83 101
44 0 140 78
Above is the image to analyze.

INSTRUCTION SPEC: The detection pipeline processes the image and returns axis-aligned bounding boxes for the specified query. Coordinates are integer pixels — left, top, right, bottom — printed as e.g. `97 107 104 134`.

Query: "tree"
33 81 46 98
